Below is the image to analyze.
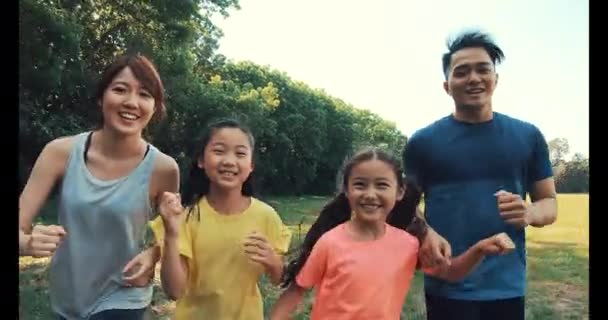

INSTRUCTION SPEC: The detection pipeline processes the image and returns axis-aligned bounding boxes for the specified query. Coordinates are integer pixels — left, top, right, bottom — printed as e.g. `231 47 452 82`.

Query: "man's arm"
403 133 452 268
525 127 557 228
413 207 452 268
405 207 428 242
527 177 558 227
499 127 557 229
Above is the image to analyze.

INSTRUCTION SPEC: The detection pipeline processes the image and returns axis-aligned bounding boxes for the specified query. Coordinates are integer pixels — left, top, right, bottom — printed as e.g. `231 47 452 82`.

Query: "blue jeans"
57 308 147 320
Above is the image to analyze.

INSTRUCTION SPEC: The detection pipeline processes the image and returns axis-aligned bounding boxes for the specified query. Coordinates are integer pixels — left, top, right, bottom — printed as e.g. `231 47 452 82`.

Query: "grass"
19 194 589 319
524 194 589 320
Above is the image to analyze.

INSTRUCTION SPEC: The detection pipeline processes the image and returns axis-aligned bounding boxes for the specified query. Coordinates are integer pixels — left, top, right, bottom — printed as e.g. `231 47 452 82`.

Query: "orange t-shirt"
296 223 419 320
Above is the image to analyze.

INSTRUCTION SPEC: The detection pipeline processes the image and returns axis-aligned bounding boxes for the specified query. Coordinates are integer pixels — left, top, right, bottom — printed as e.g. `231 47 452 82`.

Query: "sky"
212 0 588 158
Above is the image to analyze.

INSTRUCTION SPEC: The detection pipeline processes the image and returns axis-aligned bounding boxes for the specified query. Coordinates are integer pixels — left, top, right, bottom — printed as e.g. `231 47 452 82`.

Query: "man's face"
444 47 498 110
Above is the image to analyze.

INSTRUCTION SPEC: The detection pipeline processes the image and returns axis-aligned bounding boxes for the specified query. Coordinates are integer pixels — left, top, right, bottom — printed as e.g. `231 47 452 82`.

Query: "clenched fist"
495 190 531 229
159 192 184 237
475 232 516 255
22 224 66 258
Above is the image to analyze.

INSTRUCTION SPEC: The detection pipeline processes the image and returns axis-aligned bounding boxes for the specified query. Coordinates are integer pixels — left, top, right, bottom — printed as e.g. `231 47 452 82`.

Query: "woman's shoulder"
151 149 179 176
25 133 84 180
42 132 87 160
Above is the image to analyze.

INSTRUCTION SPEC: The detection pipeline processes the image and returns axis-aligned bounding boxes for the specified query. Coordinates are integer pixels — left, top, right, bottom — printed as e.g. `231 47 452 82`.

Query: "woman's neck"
206 186 250 215
96 127 145 160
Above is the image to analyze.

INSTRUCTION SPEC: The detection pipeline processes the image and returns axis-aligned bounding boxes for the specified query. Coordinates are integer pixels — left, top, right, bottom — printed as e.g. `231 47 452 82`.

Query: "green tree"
20 0 410 197
556 153 589 193
548 137 570 167
19 0 241 189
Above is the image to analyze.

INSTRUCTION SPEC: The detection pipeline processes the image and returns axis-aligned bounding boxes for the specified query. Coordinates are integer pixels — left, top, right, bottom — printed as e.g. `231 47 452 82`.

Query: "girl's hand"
23 224 66 257
243 231 280 269
476 232 515 255
158 192 184 237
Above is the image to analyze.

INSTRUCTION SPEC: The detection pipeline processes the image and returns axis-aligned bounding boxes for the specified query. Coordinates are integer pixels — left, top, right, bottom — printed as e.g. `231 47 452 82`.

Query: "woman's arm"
122 153 180 286
19 137 74 256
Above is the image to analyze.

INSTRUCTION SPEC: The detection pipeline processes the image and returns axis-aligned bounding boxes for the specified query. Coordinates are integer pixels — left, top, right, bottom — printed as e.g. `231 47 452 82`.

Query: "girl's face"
100 67 155 136
198 127 254 192
345 159 404 224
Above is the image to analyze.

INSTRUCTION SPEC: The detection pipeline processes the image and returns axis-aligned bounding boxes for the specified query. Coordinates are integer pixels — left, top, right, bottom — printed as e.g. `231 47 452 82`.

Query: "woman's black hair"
281 146 425 288
181 118 256 220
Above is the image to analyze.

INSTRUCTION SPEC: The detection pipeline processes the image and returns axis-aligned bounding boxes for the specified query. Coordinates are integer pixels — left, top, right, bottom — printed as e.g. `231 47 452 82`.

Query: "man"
403 30 557 320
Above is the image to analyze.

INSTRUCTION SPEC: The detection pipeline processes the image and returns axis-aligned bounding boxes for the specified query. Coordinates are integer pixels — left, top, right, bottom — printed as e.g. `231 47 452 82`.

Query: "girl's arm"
266 255 284 285
157 192 190 300
424 233 514 282
161 234 190 300
271 226 327 319
270 283 307 320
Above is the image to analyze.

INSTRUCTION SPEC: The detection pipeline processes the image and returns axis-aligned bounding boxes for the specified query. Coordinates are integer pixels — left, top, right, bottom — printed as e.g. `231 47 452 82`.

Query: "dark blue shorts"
425 294 524 320
57 307 147 320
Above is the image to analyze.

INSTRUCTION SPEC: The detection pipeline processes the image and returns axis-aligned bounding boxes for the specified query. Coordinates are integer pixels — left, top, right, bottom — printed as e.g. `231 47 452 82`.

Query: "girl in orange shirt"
271 147 514 320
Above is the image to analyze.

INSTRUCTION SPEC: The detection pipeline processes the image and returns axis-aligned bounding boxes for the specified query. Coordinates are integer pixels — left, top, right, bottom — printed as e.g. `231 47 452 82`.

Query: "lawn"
19 194 589 319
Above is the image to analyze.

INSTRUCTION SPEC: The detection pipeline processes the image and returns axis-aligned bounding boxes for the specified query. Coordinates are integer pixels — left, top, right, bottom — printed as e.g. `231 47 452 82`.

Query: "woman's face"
100 66 156 136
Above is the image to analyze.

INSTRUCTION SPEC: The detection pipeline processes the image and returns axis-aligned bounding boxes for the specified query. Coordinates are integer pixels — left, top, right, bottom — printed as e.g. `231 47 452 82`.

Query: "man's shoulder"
409 115 453 142
495 112 539 133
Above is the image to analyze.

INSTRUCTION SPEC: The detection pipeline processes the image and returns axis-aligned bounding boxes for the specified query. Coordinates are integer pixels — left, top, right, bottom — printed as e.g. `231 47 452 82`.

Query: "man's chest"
424 129 533 183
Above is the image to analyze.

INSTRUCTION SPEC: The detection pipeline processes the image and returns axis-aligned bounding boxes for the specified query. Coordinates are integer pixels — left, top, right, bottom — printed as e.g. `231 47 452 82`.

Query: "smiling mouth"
360 204 381 211
466 89 484 94
118 112 140 121
219 170 238 177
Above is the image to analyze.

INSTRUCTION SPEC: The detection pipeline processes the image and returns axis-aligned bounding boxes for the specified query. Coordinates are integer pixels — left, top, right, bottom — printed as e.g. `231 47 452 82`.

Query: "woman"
19 54 179 320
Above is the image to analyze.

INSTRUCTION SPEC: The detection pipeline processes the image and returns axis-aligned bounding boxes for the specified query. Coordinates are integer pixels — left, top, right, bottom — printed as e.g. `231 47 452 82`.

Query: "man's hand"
419 227 452 269
496 190 530 229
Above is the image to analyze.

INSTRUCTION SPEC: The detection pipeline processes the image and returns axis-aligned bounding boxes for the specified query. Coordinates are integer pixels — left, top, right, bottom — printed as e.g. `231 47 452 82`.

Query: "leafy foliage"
19 0 406 196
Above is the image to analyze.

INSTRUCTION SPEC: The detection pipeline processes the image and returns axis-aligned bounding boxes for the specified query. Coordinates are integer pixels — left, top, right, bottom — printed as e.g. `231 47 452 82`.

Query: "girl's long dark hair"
181 118 256 221
281 147 424 288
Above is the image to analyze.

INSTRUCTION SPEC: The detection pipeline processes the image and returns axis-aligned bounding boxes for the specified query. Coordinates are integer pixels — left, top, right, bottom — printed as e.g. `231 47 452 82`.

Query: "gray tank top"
49 132 158 319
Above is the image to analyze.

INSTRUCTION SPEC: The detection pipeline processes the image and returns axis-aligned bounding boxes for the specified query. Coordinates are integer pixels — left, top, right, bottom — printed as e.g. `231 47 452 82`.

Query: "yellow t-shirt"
149 196 292 320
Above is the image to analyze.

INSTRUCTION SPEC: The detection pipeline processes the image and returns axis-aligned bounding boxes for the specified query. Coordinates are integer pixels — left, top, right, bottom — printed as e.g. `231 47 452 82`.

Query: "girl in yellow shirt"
150 119 292 319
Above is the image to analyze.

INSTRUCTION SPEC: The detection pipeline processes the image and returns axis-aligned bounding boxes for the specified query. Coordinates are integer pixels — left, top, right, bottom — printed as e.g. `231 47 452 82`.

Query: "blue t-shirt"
403 112 552 300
